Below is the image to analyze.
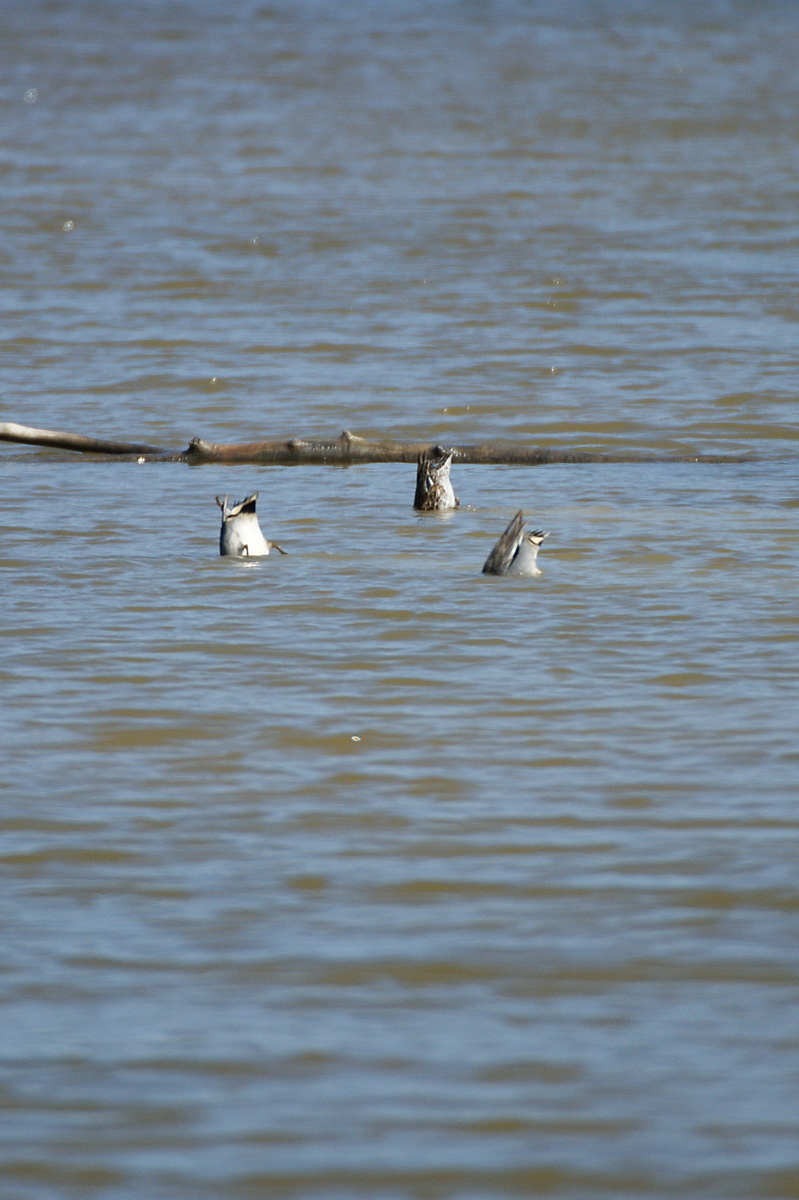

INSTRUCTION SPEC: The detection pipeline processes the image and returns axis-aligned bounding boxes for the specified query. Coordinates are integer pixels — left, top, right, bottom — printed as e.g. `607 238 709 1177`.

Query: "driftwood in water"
1 421 753 465
184 431 752 466
0 421 173 458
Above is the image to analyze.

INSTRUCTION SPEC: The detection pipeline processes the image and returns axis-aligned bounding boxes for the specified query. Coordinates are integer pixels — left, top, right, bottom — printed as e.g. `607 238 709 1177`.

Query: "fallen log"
184 430 754 466
0 421 173 458
1 421 755 465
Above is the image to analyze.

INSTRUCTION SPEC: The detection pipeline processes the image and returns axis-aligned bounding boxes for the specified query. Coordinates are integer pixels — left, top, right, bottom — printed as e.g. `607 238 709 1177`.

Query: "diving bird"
413 446 459 511
482 510 549 576
215 493 286 558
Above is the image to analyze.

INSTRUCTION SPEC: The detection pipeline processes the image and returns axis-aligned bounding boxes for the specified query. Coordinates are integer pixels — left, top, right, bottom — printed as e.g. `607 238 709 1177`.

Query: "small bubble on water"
62 220 75 232
24 88 39 104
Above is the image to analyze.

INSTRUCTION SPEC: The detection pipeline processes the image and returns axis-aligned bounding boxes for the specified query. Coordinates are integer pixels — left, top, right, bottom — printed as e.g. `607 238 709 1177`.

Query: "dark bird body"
414 447 459 511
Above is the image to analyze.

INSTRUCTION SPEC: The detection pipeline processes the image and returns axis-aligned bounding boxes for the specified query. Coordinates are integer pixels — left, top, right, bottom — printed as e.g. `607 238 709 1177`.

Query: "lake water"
2 2 798 1198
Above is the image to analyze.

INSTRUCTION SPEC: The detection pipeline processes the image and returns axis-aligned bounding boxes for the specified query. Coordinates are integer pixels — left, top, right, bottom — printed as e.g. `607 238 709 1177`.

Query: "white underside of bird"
216 493 286 558
482 510 549 576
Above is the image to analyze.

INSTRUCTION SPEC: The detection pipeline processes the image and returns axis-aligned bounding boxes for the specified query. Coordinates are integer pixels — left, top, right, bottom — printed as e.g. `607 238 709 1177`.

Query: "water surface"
2 2 798 1197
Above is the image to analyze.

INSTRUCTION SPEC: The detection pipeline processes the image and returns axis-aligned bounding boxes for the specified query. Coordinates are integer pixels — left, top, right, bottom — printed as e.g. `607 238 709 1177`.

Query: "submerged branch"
1 422 755 465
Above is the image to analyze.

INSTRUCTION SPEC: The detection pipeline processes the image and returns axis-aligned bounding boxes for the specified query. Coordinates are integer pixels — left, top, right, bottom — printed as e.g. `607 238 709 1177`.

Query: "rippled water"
2 1 799 1197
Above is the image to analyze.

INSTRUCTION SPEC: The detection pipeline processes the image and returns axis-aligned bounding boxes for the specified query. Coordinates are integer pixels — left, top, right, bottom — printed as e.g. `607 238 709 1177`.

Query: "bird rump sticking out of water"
215 493 287 558
482 510 549 576
413 446 459 511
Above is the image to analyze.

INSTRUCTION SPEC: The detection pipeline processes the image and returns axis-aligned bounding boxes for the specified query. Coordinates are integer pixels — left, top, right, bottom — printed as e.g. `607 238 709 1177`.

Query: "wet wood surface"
1 422 755 466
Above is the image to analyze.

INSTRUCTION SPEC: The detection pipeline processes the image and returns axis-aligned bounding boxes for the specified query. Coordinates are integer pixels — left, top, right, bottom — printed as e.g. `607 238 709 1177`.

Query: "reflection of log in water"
1 421 754 466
